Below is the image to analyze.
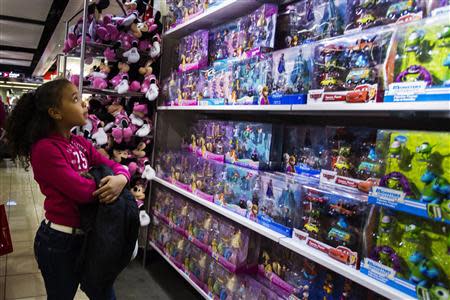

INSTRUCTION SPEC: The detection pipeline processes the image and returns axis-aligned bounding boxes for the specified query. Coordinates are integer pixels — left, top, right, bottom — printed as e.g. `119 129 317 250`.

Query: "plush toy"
111 111 135 143
128 156 148 176
112 148 130 163
113 0 139 30
141 161 156 180
123 43 140 64
91 126 108 146
96 14 119 43
139 61 159 101
150 33 161 59
82 114 101 138
107 100 124 117
129 103 147 126
130 180 150 226
88 59 110 89
135 120 151 137
132 140 148 158
104 46 117 61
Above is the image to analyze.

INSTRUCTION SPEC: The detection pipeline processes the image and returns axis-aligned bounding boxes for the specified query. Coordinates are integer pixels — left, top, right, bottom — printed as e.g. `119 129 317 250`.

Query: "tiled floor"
0 159 201 300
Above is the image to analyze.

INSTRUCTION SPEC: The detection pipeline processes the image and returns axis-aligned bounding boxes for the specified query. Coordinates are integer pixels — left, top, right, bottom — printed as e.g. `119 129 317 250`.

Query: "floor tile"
0 257 5 276
6 255 39 276
10 230 35 243
5 273 46 299
9 241 34 257
0 276 5 300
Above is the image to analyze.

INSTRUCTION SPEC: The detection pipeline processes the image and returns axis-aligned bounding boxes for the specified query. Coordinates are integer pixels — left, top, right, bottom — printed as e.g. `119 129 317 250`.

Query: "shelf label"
387 82 427 102
370 186 405 205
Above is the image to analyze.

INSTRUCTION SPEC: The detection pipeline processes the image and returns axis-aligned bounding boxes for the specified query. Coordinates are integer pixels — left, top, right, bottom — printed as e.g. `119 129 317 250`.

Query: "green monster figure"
389 140 402 158
404 224 421 241
416 142 435 161
441 199 450 221
428 285 450 300
387 177 403 191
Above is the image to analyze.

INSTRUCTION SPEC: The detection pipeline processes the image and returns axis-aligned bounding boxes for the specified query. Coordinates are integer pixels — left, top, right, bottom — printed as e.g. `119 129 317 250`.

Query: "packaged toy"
276 0 347 49
369 130 450 223
270 44 314 105
178 30 209 73
384 16 450 103
175 71 199 106
308 27 394 104
361 208 450 298
198 64 233 105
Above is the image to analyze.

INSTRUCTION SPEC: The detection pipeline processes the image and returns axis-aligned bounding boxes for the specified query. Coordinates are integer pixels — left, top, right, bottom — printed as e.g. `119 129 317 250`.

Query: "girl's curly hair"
5 78 72 170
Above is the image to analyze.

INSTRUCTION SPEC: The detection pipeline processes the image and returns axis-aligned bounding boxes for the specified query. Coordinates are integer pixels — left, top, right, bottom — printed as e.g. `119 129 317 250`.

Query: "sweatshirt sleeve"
83 138 130 182
31 141 97 204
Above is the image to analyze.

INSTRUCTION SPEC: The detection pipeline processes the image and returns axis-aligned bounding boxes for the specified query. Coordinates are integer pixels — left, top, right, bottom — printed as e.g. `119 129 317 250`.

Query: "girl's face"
56 83 88 128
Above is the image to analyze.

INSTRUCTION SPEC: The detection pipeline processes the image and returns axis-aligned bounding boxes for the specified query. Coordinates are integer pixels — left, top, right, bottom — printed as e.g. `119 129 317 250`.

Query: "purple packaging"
178 30 209 73
174 71 199 106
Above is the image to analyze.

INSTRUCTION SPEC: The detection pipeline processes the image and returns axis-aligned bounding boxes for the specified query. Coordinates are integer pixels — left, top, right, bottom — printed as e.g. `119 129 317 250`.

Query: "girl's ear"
48 107 63 120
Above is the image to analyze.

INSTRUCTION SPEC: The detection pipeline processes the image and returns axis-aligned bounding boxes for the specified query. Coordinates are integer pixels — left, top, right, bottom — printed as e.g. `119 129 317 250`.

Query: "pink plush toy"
96 14 120 43
103 47 117 61
139 60 159 101
88 60 110 89
110 62 130 88
150 33 161 59
111 111 135 144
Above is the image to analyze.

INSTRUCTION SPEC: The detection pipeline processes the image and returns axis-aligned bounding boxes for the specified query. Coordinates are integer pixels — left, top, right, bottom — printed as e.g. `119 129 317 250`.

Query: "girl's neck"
53 124 72 139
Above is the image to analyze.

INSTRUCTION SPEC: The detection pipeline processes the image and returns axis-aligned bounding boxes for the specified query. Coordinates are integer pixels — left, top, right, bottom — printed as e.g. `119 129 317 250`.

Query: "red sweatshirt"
30 133 130 227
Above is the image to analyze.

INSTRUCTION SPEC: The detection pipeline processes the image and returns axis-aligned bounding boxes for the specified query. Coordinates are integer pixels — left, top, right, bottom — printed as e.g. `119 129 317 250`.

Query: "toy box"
229 53 273 105
369 130 450 224
208 4 278 65
384 16 450 103
160 72 179 106
427 0 450 16
344 0 425 33
173 71 199 106
208 219 252 273
270 44 314 105
224 121 283 171
178 30 209 73
197 66 231 106
293 185 369 268
185 244 211 291
275 0 347 49
308 27 394 105
283 126 331 176
165 0 205 31
215 164 261 218
319 126 383 194
257 173 302 237
361 208 450 298
190 158 225 202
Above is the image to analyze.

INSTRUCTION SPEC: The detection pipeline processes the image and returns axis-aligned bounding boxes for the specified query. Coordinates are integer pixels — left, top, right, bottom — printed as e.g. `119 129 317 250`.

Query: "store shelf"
153 177 285 242
163 0 261 39
149 241 211 300
157 101 450 116
291 101 450 112
279 238 416 300
67 41 150 59
82 87 144 97
157 105 292 111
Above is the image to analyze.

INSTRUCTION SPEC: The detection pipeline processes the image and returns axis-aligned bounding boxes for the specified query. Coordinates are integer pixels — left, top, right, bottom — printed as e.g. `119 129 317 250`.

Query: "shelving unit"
153 177 285 242
149 241 212 300
149 0 450 299
153 176 418 300
82 87 145 97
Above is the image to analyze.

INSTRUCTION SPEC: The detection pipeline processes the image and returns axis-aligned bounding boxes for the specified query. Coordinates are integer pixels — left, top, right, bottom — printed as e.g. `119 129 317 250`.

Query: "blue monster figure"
421 170 445 204
409 252 440 287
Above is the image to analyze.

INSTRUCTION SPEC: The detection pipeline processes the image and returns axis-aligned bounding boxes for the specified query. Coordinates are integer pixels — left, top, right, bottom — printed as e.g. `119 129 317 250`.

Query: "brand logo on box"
371 186 405 203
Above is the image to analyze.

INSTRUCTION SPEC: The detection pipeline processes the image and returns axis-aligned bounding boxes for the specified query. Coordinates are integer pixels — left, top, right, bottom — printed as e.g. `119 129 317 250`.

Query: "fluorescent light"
0 84 37 89
1 81 41 86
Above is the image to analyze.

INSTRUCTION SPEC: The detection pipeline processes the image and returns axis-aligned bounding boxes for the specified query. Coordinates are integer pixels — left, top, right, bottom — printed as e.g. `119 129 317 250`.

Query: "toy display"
319 126 383 193
283 126 331 177
293 185 369 268
308 27 394 104
215 164 261 218
230 53 273 105
276 0 347 49
361 208 450 298
225 121 283 170
160 72 179 106
257 173 302 237
175 71 199 106
369 130 450 224
165 0 206 31
198 64 233 105
344 0 425 33
208 4 278 65
270 44 314 104
384 16 450 102
178 30 209 73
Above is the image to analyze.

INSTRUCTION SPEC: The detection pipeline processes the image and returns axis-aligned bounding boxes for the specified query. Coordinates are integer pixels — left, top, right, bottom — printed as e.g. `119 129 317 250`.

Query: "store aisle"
0 159 201 300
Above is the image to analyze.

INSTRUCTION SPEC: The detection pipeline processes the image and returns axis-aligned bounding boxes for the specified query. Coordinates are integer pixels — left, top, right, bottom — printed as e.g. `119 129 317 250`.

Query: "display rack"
152 176 416 300
148 0 450 299
149 241 212 300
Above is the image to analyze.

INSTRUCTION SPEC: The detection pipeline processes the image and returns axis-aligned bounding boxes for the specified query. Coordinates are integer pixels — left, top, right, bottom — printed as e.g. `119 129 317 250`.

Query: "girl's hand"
93 174 128 204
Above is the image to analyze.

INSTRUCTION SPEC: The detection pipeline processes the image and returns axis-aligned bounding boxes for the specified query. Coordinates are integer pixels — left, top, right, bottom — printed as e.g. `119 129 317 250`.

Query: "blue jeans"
34 221 116 300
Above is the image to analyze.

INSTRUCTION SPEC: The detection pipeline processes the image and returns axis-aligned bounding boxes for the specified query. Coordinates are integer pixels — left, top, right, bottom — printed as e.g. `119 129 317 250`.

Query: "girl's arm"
31 142 98 204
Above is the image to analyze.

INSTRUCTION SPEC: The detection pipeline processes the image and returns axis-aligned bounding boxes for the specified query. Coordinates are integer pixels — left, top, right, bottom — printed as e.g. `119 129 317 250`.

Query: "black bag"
77 165 139 299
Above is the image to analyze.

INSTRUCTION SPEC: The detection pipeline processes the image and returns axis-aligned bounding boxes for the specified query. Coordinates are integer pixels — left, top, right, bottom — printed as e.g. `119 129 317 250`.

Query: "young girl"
6 78 129 300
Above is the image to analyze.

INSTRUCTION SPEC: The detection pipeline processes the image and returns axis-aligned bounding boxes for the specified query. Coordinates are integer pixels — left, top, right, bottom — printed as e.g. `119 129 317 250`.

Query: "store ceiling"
0 0 69 76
